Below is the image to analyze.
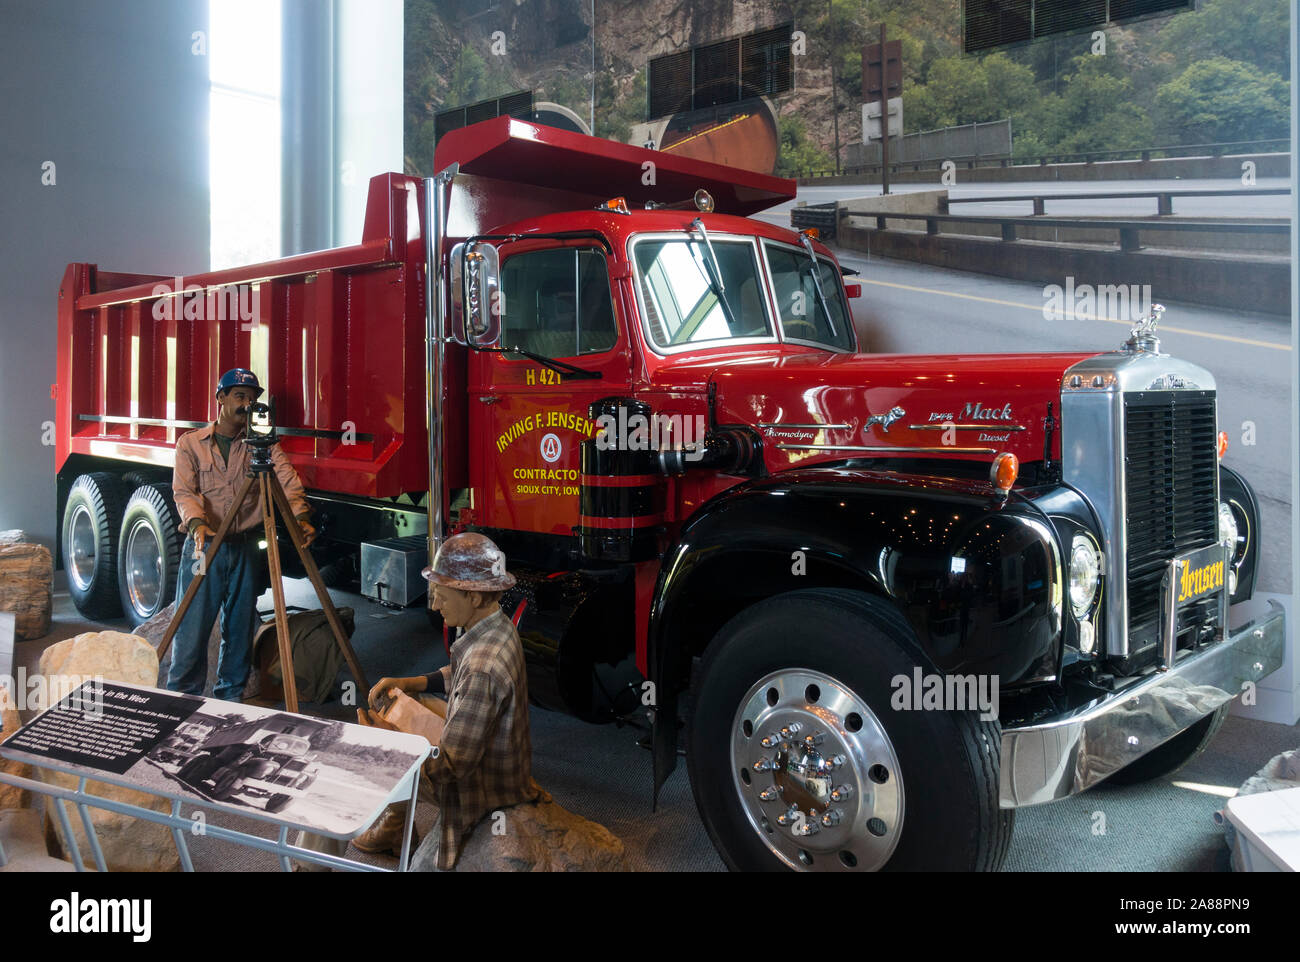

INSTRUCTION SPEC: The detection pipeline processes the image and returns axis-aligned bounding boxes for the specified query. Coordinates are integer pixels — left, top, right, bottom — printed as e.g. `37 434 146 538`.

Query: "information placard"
0 680 429 837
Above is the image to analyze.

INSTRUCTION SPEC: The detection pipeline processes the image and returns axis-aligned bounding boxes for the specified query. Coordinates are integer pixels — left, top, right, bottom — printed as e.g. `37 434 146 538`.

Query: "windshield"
633 237 773 350
763 241 855 351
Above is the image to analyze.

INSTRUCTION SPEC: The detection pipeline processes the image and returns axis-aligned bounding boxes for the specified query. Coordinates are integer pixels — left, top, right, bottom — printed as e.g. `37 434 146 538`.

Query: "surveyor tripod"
156 444 370 713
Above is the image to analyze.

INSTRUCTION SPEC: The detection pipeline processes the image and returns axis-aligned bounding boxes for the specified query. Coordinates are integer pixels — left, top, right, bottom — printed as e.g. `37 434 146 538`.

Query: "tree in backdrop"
776 114 835 177
595 68 647 143
1154 57 1290 144
1157 0 1289 81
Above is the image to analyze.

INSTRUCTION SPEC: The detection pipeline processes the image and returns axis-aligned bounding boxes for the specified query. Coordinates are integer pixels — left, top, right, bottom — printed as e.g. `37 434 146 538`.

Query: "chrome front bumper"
999 598 1286 808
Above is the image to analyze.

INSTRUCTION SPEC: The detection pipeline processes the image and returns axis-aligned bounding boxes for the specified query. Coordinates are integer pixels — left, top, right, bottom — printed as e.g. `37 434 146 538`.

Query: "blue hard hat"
216 368 264 398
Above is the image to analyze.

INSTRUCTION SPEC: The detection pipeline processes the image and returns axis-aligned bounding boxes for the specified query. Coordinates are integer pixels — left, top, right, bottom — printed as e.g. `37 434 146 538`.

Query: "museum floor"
12 577 1298 872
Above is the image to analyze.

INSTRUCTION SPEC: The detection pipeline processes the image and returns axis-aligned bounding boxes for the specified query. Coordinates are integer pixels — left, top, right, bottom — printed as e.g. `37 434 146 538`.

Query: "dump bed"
54 173 461 498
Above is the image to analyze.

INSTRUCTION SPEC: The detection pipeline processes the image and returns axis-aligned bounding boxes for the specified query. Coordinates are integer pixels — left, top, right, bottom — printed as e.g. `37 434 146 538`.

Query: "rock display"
0 684 31 811
36 631 181 872
0 536 52 641
0 809 75 872
1238 749 1300 797
411 793 628 872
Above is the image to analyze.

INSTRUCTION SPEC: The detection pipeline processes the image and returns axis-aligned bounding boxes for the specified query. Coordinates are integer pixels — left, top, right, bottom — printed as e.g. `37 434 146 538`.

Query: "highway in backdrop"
827 250 1293 595
770 177 1292 219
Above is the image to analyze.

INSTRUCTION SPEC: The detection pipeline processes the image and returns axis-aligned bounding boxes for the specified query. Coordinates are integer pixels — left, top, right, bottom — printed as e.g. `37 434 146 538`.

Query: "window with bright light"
209 0 281 270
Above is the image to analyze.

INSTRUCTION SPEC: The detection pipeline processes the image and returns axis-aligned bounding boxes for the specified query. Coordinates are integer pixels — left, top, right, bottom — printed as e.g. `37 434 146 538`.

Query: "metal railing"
798 139 1291 180
842 211 1289 252
943 188 1292 216
816 209 1290 253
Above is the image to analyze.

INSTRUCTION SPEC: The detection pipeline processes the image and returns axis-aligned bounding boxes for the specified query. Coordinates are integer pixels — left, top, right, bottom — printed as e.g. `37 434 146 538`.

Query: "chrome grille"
1123 390 1218 644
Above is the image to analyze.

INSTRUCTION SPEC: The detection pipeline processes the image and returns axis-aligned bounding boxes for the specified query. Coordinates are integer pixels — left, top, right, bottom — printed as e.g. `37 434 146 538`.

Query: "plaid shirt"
425 607 540 869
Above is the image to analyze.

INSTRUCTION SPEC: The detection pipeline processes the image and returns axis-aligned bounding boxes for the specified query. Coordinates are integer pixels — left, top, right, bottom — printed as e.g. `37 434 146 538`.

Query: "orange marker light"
597 197 630 214
990 452 1019 493
800 227 820 240
1217 431 1228 459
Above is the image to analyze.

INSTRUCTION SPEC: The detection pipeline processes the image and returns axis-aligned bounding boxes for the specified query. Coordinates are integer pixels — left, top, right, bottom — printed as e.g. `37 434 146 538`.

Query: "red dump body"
54 173 442 497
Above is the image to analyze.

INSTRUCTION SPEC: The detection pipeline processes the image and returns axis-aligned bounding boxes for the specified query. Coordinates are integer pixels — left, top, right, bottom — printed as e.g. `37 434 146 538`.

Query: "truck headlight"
1068 535 1101 617
1218 502 1239 554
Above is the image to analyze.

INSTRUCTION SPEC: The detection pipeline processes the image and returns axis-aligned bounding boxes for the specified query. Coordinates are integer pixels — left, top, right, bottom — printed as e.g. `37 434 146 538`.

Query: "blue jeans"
166 532 262 701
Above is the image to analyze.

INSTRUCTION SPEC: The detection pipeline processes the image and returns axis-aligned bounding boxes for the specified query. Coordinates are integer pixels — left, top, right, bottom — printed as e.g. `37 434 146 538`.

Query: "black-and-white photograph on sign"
0 680 429 837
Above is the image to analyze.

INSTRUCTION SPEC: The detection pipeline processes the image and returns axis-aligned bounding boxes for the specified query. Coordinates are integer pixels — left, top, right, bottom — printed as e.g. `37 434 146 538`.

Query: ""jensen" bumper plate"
998 597 1286 808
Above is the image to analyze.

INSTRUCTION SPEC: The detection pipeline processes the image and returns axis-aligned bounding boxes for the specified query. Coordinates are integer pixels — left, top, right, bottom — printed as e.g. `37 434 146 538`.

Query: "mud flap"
651 686 679 811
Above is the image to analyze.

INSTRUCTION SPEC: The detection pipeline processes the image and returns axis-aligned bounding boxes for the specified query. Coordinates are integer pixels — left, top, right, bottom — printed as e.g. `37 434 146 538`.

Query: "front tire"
117 482 182 626
687 589 1012 872
62 473 127 619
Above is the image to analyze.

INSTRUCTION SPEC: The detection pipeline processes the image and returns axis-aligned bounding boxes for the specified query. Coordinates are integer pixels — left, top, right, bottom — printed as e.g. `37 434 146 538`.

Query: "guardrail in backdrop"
942 187 1293 217
791 204 1290 252
798 139 1291 180
853 213 1287 252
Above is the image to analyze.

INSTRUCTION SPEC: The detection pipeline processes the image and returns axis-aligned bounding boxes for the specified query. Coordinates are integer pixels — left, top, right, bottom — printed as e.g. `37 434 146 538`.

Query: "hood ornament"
1124 303 1164 354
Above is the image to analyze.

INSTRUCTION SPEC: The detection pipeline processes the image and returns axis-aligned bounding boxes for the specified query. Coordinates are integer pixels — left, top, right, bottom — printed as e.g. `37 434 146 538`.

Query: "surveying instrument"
157 402 371 713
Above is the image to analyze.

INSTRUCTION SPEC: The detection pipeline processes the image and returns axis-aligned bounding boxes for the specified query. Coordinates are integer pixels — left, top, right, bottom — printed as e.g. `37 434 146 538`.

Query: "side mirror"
450 241 501 347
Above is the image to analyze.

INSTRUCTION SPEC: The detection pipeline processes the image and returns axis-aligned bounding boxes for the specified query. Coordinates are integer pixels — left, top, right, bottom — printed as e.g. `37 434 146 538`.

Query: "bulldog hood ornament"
1125 303 1164 354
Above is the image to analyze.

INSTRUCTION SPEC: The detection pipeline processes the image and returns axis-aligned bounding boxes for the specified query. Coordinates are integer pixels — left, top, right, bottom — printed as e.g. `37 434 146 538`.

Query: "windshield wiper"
487 345 603 380
473 343 602 380
690 218 740 333
798 233 839 340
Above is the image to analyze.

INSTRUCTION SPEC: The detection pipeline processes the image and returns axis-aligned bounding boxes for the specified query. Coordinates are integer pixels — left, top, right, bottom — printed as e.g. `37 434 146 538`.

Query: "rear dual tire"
117 482 182 626
61 473 182 625
62 473 128 619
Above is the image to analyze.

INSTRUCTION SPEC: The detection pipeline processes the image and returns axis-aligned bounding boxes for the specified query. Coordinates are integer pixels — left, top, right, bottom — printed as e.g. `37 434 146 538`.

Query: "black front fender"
648 466 1064 802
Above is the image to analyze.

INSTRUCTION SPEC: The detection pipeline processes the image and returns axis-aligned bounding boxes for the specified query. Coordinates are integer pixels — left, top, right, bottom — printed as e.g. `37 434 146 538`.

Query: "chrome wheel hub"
124 517 163 618
68 504 97 591
732 669 903 871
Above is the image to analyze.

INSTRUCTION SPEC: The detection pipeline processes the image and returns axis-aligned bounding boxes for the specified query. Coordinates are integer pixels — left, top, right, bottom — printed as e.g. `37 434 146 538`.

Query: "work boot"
352 803 417 857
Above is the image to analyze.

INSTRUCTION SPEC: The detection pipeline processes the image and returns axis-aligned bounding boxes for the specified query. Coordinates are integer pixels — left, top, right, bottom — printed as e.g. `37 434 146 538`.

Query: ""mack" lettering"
962 402 1013 421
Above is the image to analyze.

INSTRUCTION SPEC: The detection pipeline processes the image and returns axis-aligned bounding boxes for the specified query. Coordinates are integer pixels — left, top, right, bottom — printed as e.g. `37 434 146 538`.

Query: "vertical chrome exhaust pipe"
424 164 459 575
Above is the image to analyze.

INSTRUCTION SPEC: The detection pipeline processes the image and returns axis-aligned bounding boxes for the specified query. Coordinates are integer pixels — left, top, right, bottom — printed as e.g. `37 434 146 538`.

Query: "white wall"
0 0 211 547
334 0 404 246
282 0 403 255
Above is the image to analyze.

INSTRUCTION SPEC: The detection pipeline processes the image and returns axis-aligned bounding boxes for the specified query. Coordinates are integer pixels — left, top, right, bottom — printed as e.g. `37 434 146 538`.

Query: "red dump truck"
54 117 1284 871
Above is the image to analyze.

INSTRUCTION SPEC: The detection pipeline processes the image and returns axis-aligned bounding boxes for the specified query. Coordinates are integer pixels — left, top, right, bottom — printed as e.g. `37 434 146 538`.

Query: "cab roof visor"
432 117 796 217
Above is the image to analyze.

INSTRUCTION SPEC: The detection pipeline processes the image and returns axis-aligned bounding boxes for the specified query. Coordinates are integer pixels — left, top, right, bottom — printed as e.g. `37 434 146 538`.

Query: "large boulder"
36 631 181 872
0 536 52 641
1238 749 1300 797
412 793 628 872
0 808 75 872
0 684 32 811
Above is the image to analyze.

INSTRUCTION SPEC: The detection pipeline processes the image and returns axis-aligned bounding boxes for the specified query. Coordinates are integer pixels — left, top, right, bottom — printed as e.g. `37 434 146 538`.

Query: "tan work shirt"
172 423 311 535
425 608 541 869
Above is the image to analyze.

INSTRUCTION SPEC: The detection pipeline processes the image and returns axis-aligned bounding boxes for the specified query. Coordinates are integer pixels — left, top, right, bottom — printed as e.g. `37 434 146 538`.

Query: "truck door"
469 242 632 535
